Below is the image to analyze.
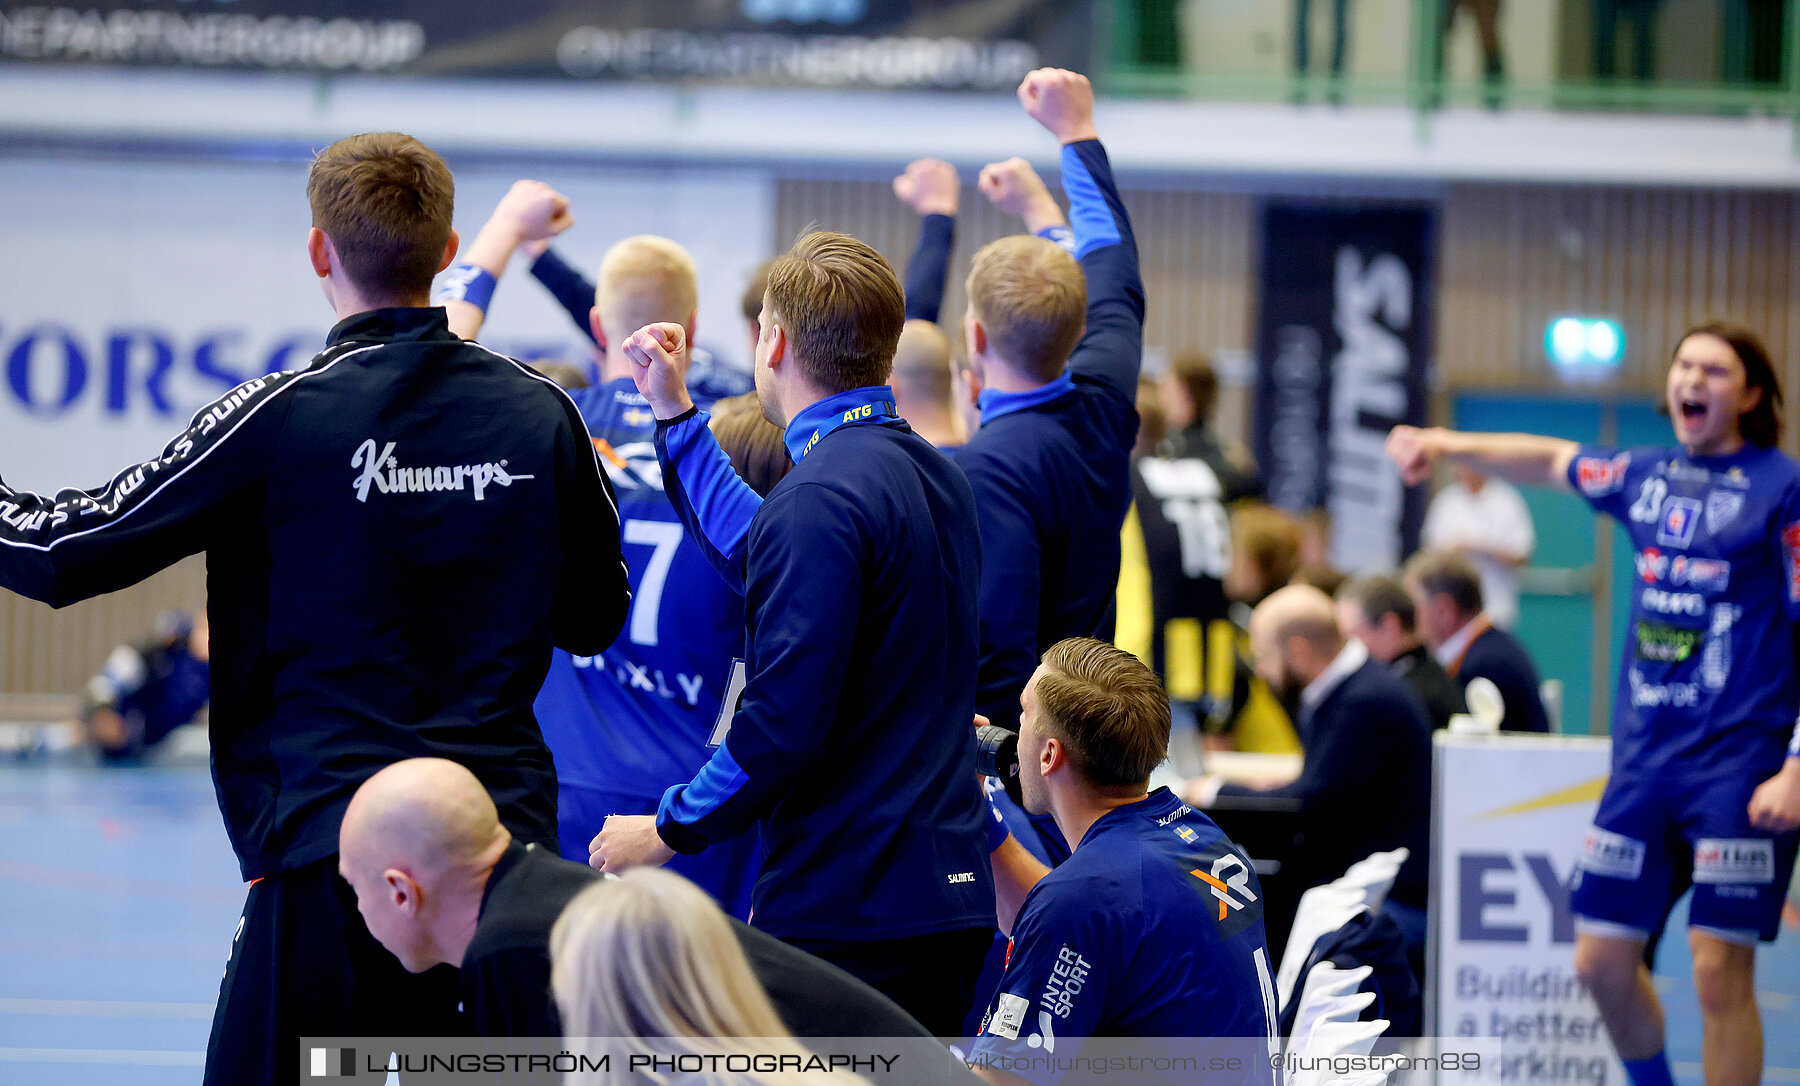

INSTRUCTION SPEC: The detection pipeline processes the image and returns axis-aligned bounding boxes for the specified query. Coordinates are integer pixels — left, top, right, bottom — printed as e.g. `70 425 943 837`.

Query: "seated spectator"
82 609 209 763
974 639 1274 1085
1185 585 1431 956
1404 550 1551 733
551 869 869 1086
337 758 937 1041
1336 574 1467 731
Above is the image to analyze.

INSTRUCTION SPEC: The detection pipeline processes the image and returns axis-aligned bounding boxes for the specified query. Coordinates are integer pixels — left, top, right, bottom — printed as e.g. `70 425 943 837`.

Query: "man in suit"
1337 573 1466 731
1186 584 1432 955
1404 550 1551 733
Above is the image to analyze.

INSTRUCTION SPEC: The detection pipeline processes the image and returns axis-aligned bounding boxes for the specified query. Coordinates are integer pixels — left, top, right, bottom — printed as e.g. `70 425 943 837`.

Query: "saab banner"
0 0 1090 90
1252 202 1432 573
1432 732 1623 1086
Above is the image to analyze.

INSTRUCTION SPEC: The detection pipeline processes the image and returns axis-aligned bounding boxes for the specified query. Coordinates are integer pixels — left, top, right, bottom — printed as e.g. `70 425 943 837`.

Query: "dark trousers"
783 926 995 1038
204 854 466 1086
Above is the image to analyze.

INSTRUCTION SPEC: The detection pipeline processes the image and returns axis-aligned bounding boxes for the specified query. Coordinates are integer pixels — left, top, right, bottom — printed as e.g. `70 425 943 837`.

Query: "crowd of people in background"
5 60 1800 1086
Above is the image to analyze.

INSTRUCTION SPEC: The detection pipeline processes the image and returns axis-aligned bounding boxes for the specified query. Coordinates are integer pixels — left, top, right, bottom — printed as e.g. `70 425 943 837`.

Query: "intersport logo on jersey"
350 439 534 503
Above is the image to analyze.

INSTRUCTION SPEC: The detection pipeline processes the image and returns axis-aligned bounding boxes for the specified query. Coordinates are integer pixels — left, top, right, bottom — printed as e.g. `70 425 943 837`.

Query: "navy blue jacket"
1454 623 1551 734
651 387 994 940
956 139 1145 730
0 308 629 878
903 213 956 324
1220 659 1431 908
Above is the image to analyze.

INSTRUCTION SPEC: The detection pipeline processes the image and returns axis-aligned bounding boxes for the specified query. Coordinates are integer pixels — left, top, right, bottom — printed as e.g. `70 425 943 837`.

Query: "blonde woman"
551 869 868 1086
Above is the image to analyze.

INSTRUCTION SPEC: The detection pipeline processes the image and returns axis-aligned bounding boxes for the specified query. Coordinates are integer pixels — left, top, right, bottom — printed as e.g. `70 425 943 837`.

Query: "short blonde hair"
596 235 698 343
765 232 904 394
550 869 862 1086
966 235 1086 381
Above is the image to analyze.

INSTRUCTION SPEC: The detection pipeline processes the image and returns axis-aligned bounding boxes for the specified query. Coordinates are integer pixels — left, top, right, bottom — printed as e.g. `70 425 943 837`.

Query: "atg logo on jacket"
350 439 534 503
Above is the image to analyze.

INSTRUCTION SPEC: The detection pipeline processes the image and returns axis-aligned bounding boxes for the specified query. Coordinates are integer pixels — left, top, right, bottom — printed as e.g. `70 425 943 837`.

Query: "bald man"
892 320 967 451
339 758 944 1042
1185 585 1433 953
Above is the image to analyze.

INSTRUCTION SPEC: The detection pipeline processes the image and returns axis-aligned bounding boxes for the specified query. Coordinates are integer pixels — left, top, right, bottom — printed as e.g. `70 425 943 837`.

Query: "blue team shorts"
1571 769 1800 944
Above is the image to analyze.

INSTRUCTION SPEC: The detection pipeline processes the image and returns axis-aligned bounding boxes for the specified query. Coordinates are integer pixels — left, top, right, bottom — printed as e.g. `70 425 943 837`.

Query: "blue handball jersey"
1569 444 1800 776
969 788 1276 1086
534 378 744 801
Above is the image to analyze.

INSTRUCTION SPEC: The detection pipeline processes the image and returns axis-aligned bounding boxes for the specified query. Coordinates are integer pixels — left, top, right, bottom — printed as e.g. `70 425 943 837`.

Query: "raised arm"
893 157 960 323
624 324 764 587
526 245 601 345
0 371 299 607
1386 425 1578 492
436 180 573 340
1019 68 1144 401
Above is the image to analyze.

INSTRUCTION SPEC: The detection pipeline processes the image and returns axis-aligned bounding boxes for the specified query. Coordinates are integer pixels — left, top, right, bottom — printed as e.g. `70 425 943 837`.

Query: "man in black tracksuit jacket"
0 134 628 1085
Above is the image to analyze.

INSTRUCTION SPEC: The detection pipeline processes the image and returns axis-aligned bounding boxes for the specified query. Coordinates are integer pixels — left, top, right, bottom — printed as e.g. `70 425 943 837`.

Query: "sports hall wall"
3 108 1800 700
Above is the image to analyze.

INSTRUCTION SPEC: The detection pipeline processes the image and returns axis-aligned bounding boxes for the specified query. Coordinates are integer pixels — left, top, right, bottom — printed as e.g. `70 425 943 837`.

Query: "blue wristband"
984 780 1011 852
432 263 498 312
1036 225 1076 255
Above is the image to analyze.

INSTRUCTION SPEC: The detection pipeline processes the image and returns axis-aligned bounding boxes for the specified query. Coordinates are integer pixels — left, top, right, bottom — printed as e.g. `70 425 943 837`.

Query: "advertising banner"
0 155 772 493
1252 202 1432 573
0 0 1091 91
1432 732 1622 1086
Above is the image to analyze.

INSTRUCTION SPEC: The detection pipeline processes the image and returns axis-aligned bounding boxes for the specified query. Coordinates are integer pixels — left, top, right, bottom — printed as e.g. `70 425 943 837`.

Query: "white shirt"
1300 638 1370 722
1421 478 1535 629
1432 614 1489 673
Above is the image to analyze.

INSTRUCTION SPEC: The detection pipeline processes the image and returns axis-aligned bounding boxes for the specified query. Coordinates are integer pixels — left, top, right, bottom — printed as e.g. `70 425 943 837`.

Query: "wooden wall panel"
1439 183 1800 451
775 175 1257 370
1 556 204 702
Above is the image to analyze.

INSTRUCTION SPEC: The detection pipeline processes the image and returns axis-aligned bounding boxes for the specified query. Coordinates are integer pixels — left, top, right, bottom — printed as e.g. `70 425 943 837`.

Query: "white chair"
1291 1019 1390 1086
1275 886 1366 1009
1335 848 1410 912
1290 990 1375 1066
1287 962 1374 1059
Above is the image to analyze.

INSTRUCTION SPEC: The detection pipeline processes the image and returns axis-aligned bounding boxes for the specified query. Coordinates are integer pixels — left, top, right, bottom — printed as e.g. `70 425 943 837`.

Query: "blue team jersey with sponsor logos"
970 788 1276 1085
1568 443 1800 775
534 378 744 802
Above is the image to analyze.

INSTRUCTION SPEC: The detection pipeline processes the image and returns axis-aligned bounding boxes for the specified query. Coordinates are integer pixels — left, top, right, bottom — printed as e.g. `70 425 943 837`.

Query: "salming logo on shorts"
1580 827 1646 880
1694 838 1775 885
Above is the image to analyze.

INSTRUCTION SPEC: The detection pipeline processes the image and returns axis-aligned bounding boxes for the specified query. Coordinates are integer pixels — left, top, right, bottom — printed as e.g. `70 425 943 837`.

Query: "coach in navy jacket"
588 231 994 1037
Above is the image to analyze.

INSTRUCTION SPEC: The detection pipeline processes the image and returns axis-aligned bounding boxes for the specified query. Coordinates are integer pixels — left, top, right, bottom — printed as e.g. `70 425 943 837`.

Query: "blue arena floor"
0 763 1795 1084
